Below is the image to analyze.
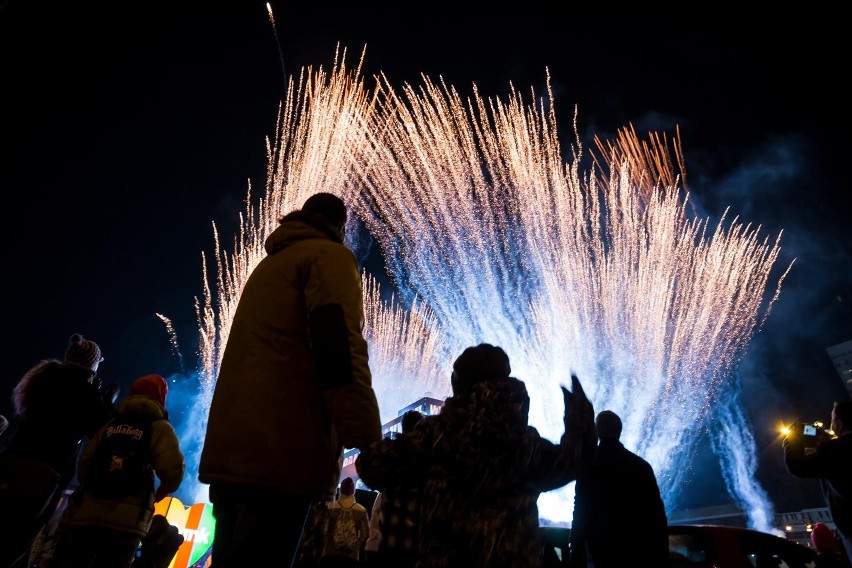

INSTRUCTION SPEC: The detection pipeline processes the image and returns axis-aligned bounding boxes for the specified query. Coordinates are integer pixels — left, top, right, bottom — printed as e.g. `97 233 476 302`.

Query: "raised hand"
562 374 596 461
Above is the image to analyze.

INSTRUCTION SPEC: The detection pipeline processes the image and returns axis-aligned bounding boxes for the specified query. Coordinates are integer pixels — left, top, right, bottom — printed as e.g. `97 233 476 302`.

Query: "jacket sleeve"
367 493 383 544
783 435 836 478
517 422 591 492
322 503 335 544
307 244 381 450
357 507 370 546
80 382 112 438
356 426 429 491
527 379 596 491
150 420 186 500
76 427 104 482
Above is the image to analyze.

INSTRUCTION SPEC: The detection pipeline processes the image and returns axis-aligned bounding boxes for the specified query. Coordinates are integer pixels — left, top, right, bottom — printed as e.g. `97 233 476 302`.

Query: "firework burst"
189 52 791 528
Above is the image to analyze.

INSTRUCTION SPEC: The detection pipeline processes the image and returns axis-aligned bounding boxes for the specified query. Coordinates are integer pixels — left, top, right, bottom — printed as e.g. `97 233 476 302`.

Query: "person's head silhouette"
339 476 356 497
450 343 511 397
595 410 623 441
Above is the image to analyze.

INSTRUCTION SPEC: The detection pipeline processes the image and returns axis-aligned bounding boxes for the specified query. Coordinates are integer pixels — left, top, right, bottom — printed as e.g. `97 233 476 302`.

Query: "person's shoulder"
602 441 640 461
317 239 357 260
620 444 645 459
149 414 179 439
624 447 659 473
635 453 657 473
116 396 169 422
290 237 357 272
818 433 852 454
36 360 86 382
24 358 62 375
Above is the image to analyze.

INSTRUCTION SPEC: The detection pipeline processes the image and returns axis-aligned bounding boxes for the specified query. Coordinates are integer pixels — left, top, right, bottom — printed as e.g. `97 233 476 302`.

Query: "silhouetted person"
784 399 852 564
50 373 185 568
199 192 382 568
366 409 424 568
320 476 370 566
357 343 596 568
0 333 111 568
570 410 668 568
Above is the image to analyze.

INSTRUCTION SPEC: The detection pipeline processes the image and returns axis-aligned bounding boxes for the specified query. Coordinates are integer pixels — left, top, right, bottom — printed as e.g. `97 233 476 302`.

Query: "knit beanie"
64 333 103 371
451 343 511 396
129 374 168 408
401 410 424 434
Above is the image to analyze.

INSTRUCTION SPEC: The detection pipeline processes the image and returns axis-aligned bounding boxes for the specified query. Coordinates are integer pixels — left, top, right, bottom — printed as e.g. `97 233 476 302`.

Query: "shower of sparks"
362 271 448 415
187 52 792 529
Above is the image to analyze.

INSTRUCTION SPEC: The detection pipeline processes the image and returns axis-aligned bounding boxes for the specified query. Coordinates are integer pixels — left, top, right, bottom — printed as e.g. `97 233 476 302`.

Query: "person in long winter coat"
0 334 112 568
199 192 382 568
784 400 852 564
356 343 596 568
569 410 669 568
50 373 185 568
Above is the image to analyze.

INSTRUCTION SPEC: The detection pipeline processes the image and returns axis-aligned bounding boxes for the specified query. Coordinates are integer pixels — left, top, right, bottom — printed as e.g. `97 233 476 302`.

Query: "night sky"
1 2 849 515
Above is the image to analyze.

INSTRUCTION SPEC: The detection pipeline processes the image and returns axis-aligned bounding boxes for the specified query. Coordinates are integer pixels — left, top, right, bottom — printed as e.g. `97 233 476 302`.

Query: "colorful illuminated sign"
154 497 215 568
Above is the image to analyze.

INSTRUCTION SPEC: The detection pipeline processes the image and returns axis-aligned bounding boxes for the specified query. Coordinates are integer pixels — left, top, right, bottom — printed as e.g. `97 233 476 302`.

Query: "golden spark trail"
188 52 791 527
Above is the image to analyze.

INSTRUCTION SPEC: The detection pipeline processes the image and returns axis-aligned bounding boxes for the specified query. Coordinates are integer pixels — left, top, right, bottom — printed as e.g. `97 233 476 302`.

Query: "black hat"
401 410 424 434
301 193 347 229
451 343 511 396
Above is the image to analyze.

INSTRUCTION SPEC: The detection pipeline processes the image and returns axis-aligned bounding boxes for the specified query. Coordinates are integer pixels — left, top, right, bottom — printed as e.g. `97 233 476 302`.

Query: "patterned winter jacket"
357 376 591 568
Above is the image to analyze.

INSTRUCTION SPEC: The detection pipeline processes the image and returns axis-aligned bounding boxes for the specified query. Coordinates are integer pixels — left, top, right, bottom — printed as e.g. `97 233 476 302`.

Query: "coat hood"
128 374 168 409
265 211 343 255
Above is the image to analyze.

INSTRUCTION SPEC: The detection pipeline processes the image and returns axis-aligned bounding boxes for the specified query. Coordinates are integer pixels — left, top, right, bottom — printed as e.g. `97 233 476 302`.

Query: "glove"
562 374 596 461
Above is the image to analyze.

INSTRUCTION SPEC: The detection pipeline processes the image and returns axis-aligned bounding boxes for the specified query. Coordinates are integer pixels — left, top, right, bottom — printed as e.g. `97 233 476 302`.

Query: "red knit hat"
129 374 168 408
